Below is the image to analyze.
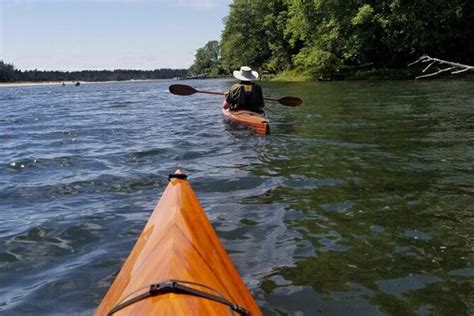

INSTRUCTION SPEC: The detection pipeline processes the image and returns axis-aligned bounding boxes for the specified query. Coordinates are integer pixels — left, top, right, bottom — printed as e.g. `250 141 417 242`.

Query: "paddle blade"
277 96 303 107
169 84 197 96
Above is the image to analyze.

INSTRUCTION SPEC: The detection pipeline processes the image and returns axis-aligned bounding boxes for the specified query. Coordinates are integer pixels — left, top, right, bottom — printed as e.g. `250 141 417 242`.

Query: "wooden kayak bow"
95 170 262 315
169 84 303 107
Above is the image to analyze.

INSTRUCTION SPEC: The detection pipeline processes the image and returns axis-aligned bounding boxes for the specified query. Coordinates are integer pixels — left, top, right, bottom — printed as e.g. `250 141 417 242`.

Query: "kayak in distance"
95 170 262 316
168 84 302 136
221 102 270 135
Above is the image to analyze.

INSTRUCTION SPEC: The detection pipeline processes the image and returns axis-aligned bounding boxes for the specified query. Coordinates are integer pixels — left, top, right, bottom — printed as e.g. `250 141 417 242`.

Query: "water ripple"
1 80 473 315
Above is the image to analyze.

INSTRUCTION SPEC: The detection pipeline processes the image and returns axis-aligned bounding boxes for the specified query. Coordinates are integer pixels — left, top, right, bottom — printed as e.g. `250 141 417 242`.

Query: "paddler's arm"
255 84 265 108
224 84 241 110
223 100 231 109
223 91 231 109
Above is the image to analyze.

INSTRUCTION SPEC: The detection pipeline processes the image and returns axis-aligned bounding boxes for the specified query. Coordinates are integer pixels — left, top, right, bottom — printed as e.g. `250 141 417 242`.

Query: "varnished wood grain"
222 103 270 135
95 173 262 315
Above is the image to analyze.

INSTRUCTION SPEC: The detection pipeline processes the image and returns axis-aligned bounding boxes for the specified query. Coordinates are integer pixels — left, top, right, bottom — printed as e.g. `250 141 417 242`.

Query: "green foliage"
351 4 374 25
220 0 292 74
188 40 223 76
212 0 474 80
0 60 188 82
0 61 19 82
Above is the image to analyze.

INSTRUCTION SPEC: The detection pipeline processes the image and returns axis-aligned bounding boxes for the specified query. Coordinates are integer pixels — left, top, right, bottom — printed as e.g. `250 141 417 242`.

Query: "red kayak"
221 102 269 135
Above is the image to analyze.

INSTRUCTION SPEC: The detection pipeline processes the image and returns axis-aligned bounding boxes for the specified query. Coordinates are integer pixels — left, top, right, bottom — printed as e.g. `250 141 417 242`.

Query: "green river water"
0 79 472 315
256 80 474 315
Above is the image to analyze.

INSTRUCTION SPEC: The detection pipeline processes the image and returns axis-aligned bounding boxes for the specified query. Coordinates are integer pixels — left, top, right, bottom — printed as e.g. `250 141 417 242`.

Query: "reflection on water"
0 79 473 315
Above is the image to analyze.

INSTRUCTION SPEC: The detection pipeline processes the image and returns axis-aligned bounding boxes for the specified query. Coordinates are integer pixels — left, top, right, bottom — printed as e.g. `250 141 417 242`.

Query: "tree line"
190 0 474 79
0 61 188 83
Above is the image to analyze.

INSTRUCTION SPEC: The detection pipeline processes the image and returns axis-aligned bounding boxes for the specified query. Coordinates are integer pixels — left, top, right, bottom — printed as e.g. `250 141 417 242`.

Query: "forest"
3 1 472 82
189 0 474 80
0 61 188 83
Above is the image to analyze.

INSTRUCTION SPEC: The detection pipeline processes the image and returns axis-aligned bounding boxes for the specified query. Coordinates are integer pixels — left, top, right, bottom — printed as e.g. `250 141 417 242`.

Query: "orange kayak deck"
221 104 269 135
95 171 261 315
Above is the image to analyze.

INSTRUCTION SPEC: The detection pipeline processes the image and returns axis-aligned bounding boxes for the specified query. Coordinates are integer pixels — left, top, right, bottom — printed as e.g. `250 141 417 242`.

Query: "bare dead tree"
408 55 474 79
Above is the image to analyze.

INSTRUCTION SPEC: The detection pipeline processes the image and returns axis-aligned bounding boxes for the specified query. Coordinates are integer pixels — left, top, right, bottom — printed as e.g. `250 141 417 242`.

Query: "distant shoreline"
0 79 175 88
0 81 76 88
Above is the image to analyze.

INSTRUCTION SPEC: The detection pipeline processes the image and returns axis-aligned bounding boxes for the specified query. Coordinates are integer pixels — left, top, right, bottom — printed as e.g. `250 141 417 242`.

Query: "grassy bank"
267 69 312 82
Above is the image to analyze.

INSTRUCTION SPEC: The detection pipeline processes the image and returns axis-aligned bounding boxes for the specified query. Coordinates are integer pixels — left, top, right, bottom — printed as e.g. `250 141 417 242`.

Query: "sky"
0 0 232 71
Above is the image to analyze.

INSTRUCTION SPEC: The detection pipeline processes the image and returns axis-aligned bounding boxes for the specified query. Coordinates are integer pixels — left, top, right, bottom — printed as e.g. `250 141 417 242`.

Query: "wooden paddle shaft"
169 84 302 106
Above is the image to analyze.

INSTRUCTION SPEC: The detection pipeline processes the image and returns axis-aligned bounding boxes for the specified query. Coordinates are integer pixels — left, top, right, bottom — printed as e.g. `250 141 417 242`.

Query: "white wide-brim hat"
233 66 259 81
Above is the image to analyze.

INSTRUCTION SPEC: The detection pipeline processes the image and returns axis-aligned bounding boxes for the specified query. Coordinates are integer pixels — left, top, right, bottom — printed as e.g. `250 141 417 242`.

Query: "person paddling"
223 66 265 114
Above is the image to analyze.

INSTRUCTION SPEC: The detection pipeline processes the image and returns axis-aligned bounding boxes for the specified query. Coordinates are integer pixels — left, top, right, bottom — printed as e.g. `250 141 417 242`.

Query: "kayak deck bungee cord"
95 170 262 315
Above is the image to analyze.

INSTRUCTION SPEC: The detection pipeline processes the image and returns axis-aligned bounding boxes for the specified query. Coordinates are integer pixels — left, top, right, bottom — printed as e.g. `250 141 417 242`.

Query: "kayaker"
223 66 265 114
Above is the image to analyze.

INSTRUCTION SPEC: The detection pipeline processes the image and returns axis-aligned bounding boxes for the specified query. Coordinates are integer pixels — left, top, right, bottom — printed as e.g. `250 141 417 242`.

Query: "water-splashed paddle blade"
278 96 303 107
169 84 197 96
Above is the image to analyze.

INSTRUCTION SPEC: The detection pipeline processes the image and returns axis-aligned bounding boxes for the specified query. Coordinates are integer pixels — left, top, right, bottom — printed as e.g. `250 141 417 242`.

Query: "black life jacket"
236 83 260 112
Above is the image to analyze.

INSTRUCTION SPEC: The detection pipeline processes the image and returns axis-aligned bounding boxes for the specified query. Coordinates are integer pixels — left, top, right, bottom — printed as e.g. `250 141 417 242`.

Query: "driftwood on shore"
409 55 474 79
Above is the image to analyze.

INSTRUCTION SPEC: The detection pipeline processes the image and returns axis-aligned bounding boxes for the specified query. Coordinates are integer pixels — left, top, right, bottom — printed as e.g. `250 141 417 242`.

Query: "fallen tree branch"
408 55 474 79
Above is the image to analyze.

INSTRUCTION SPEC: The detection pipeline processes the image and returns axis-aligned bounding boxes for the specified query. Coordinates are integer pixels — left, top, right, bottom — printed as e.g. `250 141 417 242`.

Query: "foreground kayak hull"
95 171 261 315
222 103 269 135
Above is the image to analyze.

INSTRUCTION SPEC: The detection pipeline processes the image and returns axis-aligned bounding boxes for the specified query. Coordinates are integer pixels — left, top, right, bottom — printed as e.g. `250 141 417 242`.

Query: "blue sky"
0 0 232 70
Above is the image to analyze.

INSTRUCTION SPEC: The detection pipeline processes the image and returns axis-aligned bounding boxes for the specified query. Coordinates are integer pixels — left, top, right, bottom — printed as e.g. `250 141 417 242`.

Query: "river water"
0 79 472 315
